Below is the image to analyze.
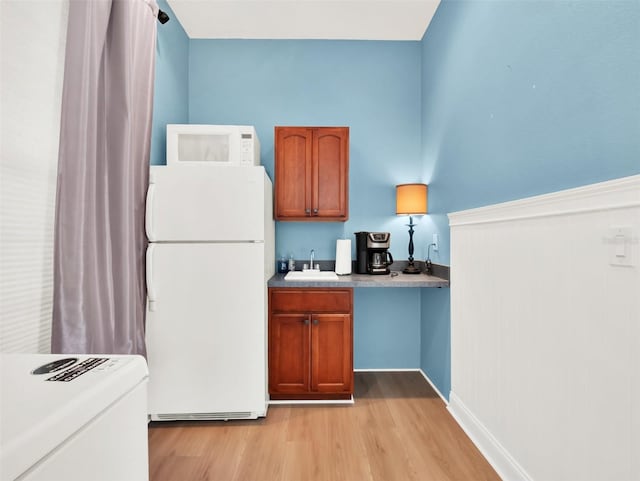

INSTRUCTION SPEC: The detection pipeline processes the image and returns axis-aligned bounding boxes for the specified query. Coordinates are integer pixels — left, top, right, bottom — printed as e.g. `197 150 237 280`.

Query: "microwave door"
178 133 231 163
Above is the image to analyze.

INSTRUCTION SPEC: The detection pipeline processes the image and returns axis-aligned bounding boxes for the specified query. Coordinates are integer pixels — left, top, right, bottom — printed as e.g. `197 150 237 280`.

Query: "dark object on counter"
371 250 393 274
354 231 393 275
425 242 436 275
401 216 421 274
355 232 369 274
277 257 288 273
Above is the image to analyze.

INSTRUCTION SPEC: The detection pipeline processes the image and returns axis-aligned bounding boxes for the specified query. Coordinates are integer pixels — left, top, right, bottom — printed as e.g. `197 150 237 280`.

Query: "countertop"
268 271 449 288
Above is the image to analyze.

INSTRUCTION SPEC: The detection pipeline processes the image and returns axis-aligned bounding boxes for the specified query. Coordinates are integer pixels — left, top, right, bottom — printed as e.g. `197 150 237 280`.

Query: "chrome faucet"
310 249 315 270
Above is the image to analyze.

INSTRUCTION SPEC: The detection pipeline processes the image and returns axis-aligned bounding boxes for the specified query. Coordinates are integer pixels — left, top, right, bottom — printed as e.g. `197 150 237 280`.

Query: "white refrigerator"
145 165 274 420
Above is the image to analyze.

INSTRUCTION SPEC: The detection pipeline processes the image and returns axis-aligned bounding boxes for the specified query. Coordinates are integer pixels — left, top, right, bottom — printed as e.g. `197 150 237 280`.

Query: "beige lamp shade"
396 183 427 215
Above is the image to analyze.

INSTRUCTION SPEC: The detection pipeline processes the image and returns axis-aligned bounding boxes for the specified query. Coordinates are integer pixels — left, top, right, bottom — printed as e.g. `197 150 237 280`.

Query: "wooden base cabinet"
269 288 353 400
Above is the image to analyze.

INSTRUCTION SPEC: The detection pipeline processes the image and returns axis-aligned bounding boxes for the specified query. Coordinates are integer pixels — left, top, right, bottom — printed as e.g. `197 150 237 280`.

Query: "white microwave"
166 124 260 166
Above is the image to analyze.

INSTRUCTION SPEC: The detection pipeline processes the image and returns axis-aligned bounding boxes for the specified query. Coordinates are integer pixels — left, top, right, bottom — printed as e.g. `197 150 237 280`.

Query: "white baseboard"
448 392 532 481
354 368 420 371
268 396 354 405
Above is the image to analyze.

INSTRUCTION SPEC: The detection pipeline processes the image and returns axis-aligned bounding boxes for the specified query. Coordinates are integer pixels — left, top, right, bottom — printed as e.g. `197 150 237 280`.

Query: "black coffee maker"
355 232 394 275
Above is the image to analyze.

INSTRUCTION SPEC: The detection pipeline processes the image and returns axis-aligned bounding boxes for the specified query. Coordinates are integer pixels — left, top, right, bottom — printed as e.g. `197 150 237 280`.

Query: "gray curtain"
52 0 158 355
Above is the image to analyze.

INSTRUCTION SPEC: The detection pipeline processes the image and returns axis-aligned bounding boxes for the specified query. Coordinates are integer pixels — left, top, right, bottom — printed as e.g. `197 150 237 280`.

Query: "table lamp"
396 183 427 274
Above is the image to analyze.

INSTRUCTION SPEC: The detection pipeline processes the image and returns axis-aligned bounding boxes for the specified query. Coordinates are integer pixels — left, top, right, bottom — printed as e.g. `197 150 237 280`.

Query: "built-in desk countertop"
268 271 449 288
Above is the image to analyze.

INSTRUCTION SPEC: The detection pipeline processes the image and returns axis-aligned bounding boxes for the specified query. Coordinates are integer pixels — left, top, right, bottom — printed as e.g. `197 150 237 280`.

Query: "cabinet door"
310 313 353 393
275 126 348 221
269 313 311 394
313 128 349 220
275 127 312 219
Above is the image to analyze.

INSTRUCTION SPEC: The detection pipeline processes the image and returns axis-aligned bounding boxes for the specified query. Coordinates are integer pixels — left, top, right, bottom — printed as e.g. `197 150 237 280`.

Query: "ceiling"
166 0 441 41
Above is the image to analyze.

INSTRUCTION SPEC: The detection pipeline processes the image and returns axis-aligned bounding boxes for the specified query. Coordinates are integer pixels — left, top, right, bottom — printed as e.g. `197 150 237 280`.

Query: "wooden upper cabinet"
275 126 349 221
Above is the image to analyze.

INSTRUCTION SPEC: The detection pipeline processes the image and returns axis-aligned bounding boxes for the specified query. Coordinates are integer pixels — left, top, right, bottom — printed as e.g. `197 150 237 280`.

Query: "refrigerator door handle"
145 183 156 241
146 244 156 312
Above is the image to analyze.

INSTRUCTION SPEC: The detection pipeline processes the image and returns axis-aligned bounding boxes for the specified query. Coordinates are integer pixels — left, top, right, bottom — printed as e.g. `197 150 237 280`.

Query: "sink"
284 270 339 281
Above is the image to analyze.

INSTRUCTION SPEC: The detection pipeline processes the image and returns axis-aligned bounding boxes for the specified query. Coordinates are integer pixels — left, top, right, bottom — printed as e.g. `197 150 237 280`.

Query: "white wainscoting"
448 175 640 481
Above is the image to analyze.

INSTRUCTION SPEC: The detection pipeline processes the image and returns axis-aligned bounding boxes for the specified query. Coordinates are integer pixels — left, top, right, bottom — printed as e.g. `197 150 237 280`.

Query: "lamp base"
402 263 421 274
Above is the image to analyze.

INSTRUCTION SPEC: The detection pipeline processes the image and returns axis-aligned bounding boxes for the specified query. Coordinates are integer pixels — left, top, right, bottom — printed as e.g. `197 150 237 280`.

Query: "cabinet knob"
313 208 318 214
312 319 319 325
305 208 311 215
304 318 310 325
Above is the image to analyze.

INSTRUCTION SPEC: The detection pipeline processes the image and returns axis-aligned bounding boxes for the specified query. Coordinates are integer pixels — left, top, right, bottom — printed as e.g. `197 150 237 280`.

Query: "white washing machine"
0 354 149 481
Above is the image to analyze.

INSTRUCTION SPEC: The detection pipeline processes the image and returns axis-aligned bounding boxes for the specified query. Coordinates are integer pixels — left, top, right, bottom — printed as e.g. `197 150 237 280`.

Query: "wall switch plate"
607 227 636 267
432 233 439 252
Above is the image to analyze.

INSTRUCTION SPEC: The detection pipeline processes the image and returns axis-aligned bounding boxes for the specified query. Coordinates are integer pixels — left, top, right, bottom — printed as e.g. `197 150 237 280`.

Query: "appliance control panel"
45 358 108 382
366 232 391 249
31 357 128 382
240 133 254 165
369 232 389 241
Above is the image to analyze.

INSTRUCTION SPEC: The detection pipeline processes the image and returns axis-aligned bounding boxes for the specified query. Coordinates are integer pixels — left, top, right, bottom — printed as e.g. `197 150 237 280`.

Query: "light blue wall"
420 288 449 396
422 0 640 265
188 40 429 262
419 0 640 398
150 0 189 166
355 289 421 369
188 40 427 369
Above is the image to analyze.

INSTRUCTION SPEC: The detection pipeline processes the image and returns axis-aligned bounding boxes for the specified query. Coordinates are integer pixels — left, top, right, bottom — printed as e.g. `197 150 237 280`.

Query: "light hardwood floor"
148 371 501 481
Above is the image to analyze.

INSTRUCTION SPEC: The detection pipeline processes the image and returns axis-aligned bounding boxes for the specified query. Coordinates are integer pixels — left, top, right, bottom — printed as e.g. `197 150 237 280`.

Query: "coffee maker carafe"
355 232 394 275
